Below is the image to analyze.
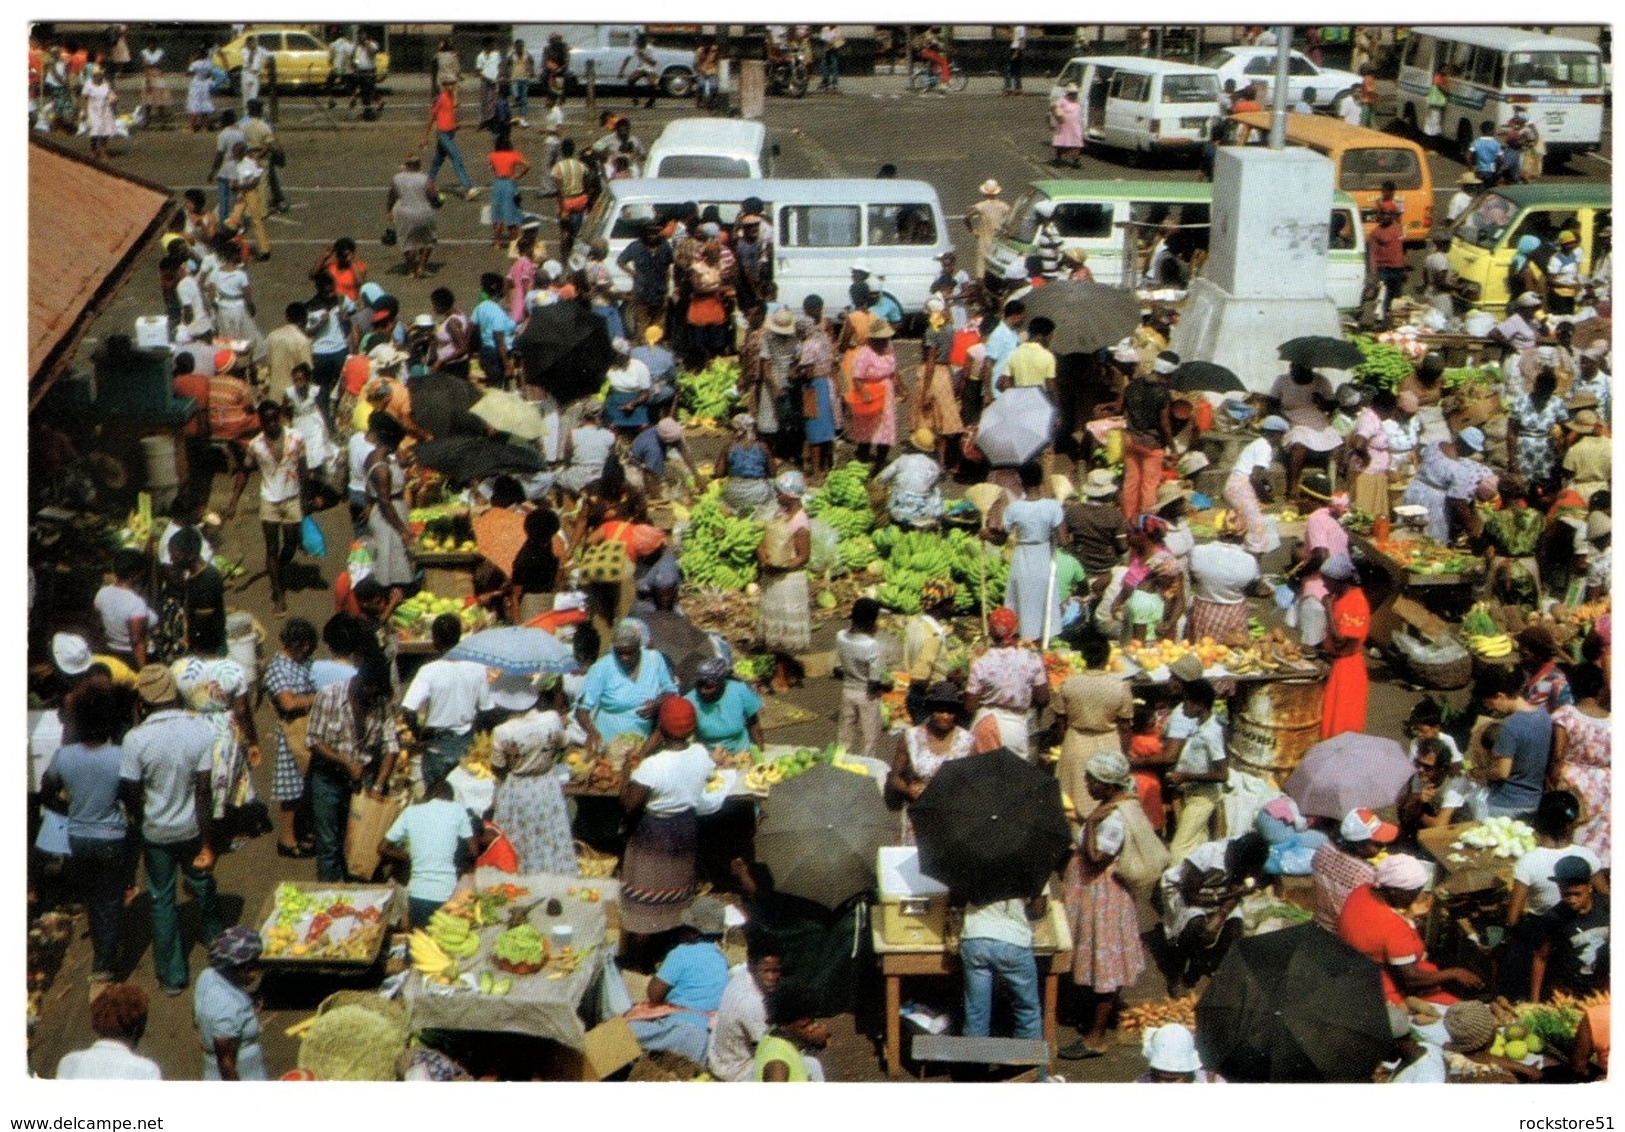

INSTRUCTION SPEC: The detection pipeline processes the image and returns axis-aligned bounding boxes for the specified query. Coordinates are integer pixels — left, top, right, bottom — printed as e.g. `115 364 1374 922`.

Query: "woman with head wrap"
876 427 946 528
887 682 976 843
1318 553 1370 739
1402 430 1494 545
194 926 268 1080
1059 751 1154 1060
757 470 813 655
558 399 618 495
1509 233 1547 300
1337 853 1484 1007
576 618 678 754
685 656 764 755
490 675 580 875
604 336 654 434
965 606 1051 758
714 413 778 519
176 657 262 851
618 694 719 970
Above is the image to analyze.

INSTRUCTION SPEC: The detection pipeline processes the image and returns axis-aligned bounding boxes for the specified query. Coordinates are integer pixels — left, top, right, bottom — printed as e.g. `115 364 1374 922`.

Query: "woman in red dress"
1319 553 1369 739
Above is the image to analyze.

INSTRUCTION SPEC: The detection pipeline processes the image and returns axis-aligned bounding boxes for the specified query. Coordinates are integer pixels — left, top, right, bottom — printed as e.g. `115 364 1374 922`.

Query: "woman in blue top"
469 271 517 390
43 685 128 983
715 413 777 518
686 656 765 754
194 927 267 1080
576 619 679 752
991 462 1065 641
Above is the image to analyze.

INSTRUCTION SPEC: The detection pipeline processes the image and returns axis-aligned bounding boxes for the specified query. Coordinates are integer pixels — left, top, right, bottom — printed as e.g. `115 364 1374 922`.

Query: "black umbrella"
1277 336 1364 370
412 436 545 486
1195 923 1392 1083
405 371 482 440
1166 360 1246 395
515 301 615 404
1014 281 1144 356
756 764 896 911
908 748 1072 905
638 610 719 691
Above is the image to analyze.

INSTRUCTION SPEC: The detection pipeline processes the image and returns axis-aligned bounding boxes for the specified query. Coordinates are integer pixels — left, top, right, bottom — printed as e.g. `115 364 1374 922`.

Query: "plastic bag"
807 518 840 575
300 514 328 558
1392 627 1469 666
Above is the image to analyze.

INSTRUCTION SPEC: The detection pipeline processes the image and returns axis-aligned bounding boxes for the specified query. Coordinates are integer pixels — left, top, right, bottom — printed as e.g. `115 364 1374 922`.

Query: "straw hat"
1081 468 1118 499
867 320 896 339
1569 409 1600 435
767 308 798 336
1155 481 1192 512
909 426 937 453
1456 171 1480 185
979 179 1002 196
964 483 1005 516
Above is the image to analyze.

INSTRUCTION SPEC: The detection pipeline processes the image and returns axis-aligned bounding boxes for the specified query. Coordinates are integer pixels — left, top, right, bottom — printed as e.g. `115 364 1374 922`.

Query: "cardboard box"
134 315 170 349
548 1017 645 1081
876 846 949 947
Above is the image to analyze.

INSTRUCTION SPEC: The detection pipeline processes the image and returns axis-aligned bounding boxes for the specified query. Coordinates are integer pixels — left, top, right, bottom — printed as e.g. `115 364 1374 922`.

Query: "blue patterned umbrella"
445 627 575 676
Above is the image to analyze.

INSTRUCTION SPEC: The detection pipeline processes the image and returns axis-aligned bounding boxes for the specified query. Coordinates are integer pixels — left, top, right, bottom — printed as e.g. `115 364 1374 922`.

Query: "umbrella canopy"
1283 733 1414 821
1277 336 1364 370
909 748 1072 905
404 371 483 440
444 626 576 676
1016 280 1143 356
638 610 720 692
975 387 1056 468
515 300 615 404
413 436 545 486
1195 923 1391 1082
1166 360 1246 395
756 764 896 911
471 389 547 441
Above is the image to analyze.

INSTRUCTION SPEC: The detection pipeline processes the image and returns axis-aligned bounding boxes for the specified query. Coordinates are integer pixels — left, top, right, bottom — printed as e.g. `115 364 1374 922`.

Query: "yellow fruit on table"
1504 1039 1529 1061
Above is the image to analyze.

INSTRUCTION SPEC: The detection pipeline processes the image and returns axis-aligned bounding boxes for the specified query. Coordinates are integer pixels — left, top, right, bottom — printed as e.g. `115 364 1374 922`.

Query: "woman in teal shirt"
686 657 765 754
576 619 678 752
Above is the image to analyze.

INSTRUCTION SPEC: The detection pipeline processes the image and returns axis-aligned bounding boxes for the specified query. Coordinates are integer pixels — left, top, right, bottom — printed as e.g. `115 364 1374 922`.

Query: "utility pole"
1268 26 1293 149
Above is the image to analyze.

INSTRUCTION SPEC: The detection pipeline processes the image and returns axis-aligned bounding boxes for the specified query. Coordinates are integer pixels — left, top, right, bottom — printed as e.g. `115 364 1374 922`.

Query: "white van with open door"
1049 56 1221 160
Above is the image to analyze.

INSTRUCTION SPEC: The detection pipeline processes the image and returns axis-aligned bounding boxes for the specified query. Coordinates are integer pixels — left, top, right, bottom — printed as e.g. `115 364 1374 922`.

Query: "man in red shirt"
421 76 477 199
1366 205 1407 326
1337 853 1484 1005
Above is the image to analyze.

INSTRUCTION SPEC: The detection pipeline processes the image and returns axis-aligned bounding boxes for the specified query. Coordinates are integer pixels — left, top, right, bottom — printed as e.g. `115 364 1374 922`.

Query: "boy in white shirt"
402 614 494 789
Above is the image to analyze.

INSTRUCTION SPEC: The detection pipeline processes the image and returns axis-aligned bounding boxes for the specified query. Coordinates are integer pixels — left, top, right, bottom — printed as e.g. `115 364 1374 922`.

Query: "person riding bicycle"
917 27 951 92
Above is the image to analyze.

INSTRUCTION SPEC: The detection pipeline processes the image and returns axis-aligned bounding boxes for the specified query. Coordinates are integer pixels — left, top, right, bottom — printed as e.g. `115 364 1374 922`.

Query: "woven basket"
316 989 409 1027
576 840 620 879
1406 652 1473 690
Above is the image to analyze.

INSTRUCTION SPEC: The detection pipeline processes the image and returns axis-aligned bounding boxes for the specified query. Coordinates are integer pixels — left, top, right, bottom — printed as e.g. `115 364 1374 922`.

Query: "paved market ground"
28 68 1609 1082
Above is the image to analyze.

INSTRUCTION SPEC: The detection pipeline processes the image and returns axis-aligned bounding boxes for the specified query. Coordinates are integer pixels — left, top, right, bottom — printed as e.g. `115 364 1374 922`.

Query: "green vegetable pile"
836 533 878 572
1348 335 1413 392
297 1003 408 1081
679 482 765 590
678 357 742 423
493 924 547 966
808 462 877 546
733 654 776 683
1516 1003 1583 1051
869 526 1009 614
1441 364 1499 398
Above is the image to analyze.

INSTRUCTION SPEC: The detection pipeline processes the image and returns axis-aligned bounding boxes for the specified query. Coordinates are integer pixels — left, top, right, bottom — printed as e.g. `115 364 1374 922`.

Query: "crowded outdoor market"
23 20 1614 1088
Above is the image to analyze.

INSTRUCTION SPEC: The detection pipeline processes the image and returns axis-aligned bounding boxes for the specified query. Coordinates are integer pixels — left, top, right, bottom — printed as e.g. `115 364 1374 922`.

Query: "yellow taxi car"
213 26 389 90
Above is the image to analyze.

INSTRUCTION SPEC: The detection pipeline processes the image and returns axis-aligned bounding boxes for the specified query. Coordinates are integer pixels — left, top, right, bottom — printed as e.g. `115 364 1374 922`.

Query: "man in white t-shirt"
1164 680 1229 863
402 614 495 789
379 777 481 927
225 399 305 615
834 598 885 759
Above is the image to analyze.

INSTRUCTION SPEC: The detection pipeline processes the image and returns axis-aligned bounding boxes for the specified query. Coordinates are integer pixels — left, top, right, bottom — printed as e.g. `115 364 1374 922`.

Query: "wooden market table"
1417 820 1519 888
869 897 1073 1077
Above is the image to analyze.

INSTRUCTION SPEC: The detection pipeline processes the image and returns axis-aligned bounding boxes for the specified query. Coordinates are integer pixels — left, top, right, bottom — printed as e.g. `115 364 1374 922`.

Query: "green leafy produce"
297 1003 407 1081
733 654 776 682
813 463 873 510
1348 335 1412 392
678 357 742 423
836 533 878 572
679 482 764 589
493 924 547 966
1441 365 1499 398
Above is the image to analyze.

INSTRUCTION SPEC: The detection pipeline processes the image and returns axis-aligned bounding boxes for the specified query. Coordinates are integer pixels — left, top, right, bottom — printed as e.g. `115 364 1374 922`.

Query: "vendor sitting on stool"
627 895 731 1065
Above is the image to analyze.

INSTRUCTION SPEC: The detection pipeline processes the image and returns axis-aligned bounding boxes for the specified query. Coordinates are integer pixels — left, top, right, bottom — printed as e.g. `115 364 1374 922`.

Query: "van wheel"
660 68 695 99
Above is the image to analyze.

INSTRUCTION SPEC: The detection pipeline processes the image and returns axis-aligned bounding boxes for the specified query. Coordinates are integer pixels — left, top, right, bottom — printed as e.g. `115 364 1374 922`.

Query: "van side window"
1403 35 1429 68
1470 51 1502 87
610 204 659 240
1340 148 1424 192
1508 210 1571 249
1052 204 1113 239
1059 61 1082 87
1110 72 1150 102
1287 56 1317 76
865 203 936 246
781 205 861 248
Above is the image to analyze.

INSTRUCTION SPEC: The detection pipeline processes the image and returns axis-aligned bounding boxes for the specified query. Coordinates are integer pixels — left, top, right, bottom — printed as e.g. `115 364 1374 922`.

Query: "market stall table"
870 897 1073 1077
401 869 619 1049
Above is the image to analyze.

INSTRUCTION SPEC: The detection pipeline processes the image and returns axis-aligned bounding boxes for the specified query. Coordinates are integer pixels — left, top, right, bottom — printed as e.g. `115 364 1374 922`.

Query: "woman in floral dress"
886 682 977 843
489 678 579 875
1549 664 1610 864
1506 367 1569 490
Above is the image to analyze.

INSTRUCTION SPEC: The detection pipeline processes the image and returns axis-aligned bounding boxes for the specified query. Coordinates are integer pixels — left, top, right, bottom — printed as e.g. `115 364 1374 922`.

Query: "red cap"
989 607 1020 640
658 694 697 738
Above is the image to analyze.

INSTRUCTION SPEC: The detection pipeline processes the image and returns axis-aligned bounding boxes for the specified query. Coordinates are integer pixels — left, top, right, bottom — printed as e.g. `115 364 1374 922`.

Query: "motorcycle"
767 48 811 98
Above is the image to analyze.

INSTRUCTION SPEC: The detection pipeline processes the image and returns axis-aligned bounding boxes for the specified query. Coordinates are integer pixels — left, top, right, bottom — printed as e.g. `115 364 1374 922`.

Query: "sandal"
1058 1041 1106 1060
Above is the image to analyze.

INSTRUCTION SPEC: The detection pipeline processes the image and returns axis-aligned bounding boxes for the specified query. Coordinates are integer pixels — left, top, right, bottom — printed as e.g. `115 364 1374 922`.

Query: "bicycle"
906 59 969 94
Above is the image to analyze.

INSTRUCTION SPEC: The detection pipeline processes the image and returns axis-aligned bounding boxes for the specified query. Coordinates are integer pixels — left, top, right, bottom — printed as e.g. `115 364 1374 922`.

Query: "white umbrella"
975 387 1056 468
470 389 546 441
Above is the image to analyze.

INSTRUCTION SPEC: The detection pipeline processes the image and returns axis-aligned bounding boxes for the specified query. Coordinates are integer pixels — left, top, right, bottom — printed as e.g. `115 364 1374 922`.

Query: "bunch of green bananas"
813 462 872 510
836 533 878 572
678 357 742 422
679 482 766 589
1349 336 1412 392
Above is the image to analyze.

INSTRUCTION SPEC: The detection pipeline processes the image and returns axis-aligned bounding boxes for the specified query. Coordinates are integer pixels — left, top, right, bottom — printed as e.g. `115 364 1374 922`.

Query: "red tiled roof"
29 138 175 408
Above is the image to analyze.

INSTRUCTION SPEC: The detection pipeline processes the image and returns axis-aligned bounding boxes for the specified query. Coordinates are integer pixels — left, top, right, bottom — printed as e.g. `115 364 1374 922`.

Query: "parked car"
213 26 390 91
512 24 695 99
1199 45 1359 108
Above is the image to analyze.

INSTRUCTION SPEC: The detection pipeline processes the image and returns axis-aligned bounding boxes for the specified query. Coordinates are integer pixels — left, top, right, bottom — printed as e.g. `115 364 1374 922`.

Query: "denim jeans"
1004 52 1023 91
143 836 223 991
217 175 233 224
511 78 530 120
312 349 347 430
69 835 129 977
429 130 473 191
422 731 472 790
310 766 355 882
961 937 1042 1039
820 52 840 89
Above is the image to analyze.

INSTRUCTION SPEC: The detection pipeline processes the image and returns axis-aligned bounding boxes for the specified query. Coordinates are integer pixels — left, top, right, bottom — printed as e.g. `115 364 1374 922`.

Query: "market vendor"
1336 853 1485 1006
875 428 945 528
901 581 960 725
1223 415 1288 555
1164 679 1229 863
1402 429 1493 546
686 656 764 755
1482 476 1545 608
628 896 730 1064
1561 409 1610 504
1157 833 1268 996
708 934 784 1082
1311 807 1397 931
1395 738 1474 837
1266 361 1342 502
194 927 268 1081
1292 474 1350 648
576 619 678 754
715 413 777 519
965 607 1049 758
1186 511 1259 645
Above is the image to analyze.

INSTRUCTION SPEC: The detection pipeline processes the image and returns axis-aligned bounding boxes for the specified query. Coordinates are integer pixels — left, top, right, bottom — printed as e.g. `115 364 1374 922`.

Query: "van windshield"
1162 74 1218 103
1339 148 1424 192
655 156 752 178
1453 191 1517 249
1010 200 1115 243
1505 50 1602 88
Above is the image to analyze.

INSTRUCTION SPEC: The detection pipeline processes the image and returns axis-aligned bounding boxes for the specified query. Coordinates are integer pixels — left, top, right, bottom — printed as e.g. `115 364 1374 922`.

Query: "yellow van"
1447 183 1611 310
1228 112 1435 243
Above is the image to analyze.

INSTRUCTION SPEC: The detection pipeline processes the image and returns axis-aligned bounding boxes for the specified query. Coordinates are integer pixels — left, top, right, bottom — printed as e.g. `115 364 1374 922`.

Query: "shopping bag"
300 514 328 558
345 787 409 882
281 713 312 777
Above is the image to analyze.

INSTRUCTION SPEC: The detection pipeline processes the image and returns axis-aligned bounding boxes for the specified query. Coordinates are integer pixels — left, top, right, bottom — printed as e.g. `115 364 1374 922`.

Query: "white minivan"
584 178 953 313
1049 56 1222 159
645 119 777 179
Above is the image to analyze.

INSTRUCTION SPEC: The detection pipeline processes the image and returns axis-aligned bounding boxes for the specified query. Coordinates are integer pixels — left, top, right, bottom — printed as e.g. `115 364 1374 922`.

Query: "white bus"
1396 27 1605 169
